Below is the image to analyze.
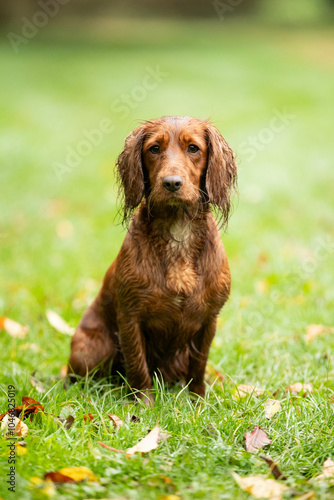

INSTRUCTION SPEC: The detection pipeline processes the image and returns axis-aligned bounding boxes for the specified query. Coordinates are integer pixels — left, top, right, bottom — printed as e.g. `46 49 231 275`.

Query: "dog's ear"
205 122 237 226
116 125 146 224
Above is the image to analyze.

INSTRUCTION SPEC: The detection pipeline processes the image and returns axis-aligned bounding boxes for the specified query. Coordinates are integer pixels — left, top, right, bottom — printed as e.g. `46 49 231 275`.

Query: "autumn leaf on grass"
313 457 334 485
0 317 28 338
46 309 74 336
305 324 334 342
245 426 272 453
205 364 224 384
231 472 289 499
126 424 160 456
260 455 287 480
264 399 281 419
44 472 76 484
56 415 75 430
286 383 313 397
108 414 124 430
233 384 265 400
43 467 97 485
1 415 28 437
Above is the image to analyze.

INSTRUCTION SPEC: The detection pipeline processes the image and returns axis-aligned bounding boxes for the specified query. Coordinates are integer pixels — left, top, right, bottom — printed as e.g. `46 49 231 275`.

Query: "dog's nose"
162 175 183 192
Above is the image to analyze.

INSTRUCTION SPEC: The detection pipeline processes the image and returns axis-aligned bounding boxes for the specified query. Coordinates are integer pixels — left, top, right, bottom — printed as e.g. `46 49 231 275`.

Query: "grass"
0 17 334 500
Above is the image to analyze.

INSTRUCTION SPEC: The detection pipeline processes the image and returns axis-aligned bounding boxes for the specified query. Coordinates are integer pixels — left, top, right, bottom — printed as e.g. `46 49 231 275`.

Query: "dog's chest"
164 222 198 295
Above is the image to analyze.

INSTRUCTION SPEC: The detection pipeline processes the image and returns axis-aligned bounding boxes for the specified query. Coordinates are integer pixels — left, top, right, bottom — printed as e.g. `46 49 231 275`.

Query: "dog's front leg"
187 318 217 398
118 317 153 405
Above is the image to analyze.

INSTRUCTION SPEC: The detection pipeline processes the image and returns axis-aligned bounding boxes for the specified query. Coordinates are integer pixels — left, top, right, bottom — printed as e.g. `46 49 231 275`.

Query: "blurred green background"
0 0 333 378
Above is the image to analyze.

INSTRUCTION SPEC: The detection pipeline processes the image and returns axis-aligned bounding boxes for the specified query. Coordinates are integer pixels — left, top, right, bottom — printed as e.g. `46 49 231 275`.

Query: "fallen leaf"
232 472 289 499
260 455 287 480
294 493 316 500
15 442 27 456
306 324 334 342
0 317 28 338
313 457 334 483
108 414 124 430
159 496 181 500
46 309 74 336
83 414 94 423
233 384 265 400
264 399 281 419
286 383 313 396
126 424 160 456
1 415 28 437
44 472 76 483
245 426 272 453
59 466 97 482
56 415 75 430
205 364 224 384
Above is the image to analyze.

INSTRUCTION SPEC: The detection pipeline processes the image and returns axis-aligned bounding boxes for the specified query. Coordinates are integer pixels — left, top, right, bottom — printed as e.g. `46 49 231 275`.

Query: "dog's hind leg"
68 302 120 380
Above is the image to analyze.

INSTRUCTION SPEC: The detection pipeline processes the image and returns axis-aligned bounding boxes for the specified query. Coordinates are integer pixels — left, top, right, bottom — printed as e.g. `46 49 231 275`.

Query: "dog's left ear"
205 122 237 225
116 125 146 224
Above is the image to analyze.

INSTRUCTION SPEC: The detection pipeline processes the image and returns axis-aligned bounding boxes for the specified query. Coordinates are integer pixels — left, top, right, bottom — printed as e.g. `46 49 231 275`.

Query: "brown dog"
68 116 237 403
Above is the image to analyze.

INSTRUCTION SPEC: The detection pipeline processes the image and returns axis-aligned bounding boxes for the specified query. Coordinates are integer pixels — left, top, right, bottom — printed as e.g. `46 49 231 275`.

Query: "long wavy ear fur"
116 126 146 224
205 122 237 226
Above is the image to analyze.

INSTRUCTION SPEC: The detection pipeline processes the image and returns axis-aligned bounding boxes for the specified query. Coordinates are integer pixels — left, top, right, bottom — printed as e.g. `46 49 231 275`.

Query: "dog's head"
116 116 237 225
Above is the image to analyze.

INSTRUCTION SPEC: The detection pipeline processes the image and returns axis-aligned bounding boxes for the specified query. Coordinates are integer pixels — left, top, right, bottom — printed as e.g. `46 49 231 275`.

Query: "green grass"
1 18 334 500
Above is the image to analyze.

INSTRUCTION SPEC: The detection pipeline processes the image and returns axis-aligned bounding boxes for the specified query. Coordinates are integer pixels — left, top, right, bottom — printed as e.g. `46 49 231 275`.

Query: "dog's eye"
149 145 160 154
188 144 199 153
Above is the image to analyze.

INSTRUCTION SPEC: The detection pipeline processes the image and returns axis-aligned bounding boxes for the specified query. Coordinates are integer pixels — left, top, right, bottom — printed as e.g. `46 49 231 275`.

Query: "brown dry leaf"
56 415 75 430
0 317 28 339
1 415 29 437
264 399 281 419
46 309 74 336
286 383 313 396
313 457 334 484
233 384 265 400
59 466 97 482
83 414 94 423
245 426 272 453
108 414 124 430
260 455 287 480
306 324 334 342
231 472 289 499
44 472 76 483
126 424 160 456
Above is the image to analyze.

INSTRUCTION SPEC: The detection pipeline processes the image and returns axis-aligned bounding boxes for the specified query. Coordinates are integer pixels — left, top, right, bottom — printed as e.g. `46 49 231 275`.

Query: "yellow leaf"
233 384 265 400
126 424 160 456
59 466 97 482
232 472 289 499
29 477 56 497
0 317 28 338
159 496 181 500
46 309 74 336
16 443 27 456
264 399 281 419
305 324 334 342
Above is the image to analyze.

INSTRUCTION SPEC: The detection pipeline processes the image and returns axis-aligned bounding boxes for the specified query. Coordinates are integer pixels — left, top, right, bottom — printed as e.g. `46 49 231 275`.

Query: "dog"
68 116 237 403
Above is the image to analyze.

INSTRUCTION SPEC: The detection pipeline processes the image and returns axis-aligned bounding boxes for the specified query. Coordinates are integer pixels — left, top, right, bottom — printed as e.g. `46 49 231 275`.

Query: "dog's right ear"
116 125 146 224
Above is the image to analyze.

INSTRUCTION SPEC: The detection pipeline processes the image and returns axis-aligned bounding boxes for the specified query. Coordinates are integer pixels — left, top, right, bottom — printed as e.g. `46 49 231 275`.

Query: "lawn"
0 17 334 500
